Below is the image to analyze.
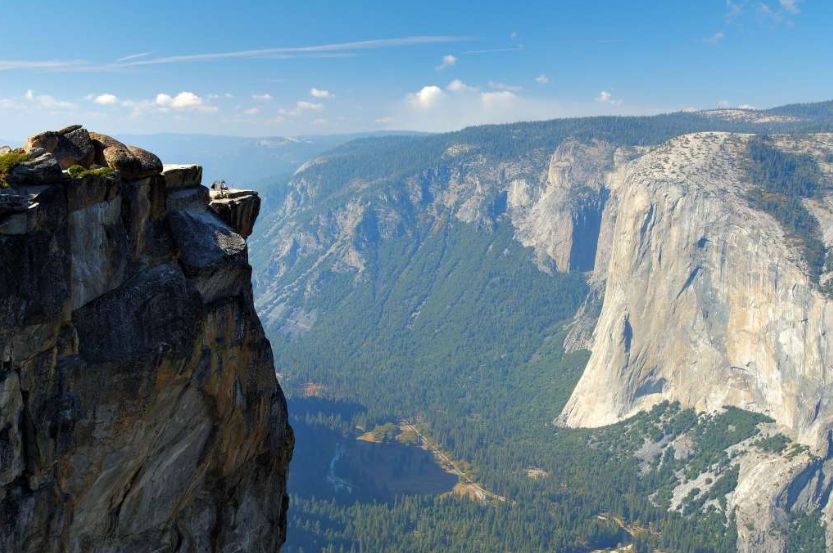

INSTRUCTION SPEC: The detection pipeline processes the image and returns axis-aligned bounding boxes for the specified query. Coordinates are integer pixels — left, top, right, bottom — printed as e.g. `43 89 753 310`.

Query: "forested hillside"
249 103 833 553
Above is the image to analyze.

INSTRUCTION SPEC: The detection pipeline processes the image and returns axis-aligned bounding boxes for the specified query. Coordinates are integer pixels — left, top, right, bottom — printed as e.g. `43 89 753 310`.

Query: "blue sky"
1 0 830 139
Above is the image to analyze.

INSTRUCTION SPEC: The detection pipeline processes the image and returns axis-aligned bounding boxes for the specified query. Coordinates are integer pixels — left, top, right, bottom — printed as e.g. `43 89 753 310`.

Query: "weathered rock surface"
24 125 96 169
163 164 203 190
209 189 261 238
559 133 833 447
0 128 292 552
5 148 63 186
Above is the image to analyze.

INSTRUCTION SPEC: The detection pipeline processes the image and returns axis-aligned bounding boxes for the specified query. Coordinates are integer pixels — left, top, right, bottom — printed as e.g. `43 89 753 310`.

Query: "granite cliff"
557 131 833 551
0 126 292 552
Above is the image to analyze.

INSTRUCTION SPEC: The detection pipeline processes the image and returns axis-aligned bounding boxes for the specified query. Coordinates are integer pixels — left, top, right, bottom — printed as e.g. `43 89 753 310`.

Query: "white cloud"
436 54 457 71
310 88 333 98
396 82 555 132
535 74 550 84
718 99 731 108
375 116 393 125
595 90 622 105
312 118 329 126
408 85 444 109
681 106 698 113
92 93 119 106
252 93 273 101
481 91 516 109
296 100 324 112
738 103 755 109
24 90 75 109
242 107 260 115
705 31 725 44
155 91 217 112
446 79 478 93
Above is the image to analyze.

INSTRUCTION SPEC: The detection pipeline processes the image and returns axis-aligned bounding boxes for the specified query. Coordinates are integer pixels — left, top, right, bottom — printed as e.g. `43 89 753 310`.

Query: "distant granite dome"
0 127 292 552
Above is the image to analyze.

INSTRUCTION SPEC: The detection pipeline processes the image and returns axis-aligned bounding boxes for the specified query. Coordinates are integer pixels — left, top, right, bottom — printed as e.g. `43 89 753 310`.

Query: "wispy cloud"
252 93 273 101
0 89 77 111
0 59 88 71
704 31 725 44
535 74 550 84
435 54 457 70
278 100 326 117
725 0 743 20
725 0 801 25
115 52 152 63
295 100 324 112
488 81 522 92
24 90 75 109
463 47 523 55
447 79 478 93
0 35 469 74
119 36 469 67
779 0 800 14
595 90 622 105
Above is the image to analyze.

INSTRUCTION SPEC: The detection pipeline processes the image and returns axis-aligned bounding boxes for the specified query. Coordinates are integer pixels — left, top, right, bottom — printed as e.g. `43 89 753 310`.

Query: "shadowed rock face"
0 128 293 553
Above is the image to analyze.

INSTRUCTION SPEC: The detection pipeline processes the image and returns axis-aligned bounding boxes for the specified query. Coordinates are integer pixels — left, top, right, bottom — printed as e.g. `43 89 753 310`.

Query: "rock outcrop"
0 127 292 553
209 189 262 239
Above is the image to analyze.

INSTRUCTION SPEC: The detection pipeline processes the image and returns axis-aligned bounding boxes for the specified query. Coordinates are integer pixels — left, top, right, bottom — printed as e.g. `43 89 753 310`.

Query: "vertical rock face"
558 133 833 450
510 138 616 273
0 129 293 553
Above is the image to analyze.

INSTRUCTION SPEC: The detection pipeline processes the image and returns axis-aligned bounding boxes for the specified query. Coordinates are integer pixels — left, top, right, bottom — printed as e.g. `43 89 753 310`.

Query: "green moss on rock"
0 151 32 187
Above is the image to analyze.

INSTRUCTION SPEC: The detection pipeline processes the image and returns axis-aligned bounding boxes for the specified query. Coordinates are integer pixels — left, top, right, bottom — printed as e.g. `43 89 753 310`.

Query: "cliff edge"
0 126 293 552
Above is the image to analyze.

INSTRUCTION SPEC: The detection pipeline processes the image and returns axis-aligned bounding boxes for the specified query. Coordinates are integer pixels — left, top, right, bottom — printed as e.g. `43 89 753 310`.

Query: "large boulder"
24 125 95 169
90 132 163 180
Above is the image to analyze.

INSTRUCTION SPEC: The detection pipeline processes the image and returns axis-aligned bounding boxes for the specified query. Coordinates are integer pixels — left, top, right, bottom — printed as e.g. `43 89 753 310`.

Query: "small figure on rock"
211 179 229 198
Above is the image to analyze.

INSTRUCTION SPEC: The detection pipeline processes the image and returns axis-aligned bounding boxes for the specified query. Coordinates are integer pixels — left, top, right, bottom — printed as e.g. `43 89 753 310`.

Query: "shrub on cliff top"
67 164 115 179
0 151 31 188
